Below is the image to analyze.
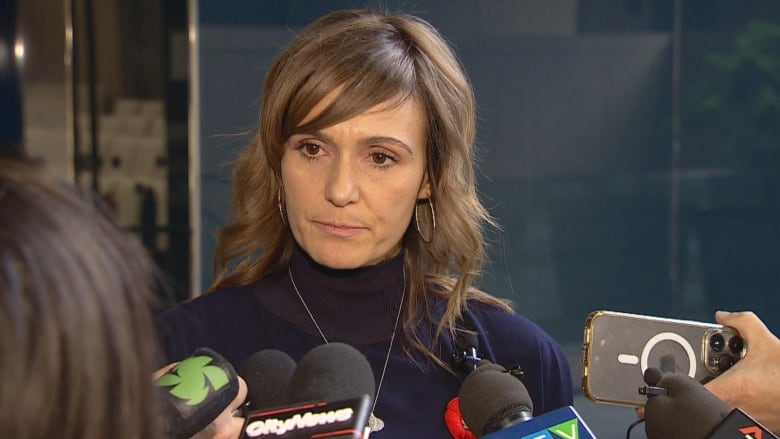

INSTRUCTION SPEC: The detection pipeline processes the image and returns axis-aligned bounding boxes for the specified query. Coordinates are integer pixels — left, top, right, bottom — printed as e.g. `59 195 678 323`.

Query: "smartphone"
581 310 746 407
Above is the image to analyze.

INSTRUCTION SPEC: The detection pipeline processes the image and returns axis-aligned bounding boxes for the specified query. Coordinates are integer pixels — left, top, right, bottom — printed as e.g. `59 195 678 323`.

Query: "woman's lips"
314 221 366 237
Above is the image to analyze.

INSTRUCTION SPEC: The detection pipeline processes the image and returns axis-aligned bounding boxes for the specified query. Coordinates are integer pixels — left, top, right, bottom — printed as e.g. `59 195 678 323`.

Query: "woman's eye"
301 142 321 156
370 152 393 165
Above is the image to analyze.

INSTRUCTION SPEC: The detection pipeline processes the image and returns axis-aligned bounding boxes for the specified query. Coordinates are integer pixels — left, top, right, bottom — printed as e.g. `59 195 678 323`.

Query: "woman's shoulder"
154 278 279 365
427 285 554 345
158 283 255 321
161 271 288 316
461 297 574 408
460 297 568 363
463 297 543 333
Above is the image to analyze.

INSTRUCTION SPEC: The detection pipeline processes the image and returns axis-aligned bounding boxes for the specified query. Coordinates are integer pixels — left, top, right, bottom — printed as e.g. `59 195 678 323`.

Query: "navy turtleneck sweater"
156 246 573 438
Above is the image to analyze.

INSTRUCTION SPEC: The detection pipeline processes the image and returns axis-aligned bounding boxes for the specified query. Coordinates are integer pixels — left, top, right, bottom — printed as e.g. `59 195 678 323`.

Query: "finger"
225 414 246 438
235 376 248 407
151 362 178 380
703 365 741 404
715 311 772 344
214 375 247 439
703 373 726 395
192 379 248 439
206 411 245 439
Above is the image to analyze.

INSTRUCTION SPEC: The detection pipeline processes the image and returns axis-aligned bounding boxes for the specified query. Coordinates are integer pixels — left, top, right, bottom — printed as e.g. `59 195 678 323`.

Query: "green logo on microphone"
156 354 230 405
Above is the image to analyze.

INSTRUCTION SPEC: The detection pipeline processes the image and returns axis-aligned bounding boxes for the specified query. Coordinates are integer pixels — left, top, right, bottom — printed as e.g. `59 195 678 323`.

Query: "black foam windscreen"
459 366 533 437
643 367 732 439
643 366 664 386
472 359 507 374
285 342 376 404
455 329 480 351
238 349 296 410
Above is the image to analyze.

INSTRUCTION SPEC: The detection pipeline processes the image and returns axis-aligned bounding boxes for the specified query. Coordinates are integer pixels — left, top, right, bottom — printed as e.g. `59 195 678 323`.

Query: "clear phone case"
581 310 745 407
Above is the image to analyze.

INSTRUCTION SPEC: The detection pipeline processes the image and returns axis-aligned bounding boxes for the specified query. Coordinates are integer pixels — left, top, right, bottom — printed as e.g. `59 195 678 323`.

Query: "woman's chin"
304 246 389 270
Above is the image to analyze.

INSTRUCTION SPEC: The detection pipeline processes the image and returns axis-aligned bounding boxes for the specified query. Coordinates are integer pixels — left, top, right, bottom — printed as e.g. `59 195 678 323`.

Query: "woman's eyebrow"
363 136 414 155
307 130 415 155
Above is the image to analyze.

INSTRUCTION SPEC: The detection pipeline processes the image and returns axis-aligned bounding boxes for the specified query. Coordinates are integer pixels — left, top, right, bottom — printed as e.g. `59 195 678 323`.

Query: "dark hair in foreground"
0 158 162 438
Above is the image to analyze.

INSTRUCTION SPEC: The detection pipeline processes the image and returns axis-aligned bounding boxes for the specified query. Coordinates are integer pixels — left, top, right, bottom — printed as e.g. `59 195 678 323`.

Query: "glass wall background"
194 1 780 436
9 0 192 303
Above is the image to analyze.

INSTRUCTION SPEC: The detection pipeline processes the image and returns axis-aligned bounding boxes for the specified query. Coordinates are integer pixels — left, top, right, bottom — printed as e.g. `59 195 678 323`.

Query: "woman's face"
281 91 430 269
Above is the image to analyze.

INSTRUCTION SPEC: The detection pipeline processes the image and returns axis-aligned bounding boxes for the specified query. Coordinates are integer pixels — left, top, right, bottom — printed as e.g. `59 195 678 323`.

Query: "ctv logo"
740 426 763 439
521 419 581 439
156 353 231 405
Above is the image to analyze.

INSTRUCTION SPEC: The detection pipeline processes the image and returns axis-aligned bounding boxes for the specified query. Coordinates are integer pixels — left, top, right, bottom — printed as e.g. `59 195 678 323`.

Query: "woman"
0 157 162 438
157 9 573 437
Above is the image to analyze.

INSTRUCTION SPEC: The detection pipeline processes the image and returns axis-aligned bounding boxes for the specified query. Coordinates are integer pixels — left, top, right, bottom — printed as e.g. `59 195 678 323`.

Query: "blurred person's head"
0 158 162 438
0 140 35 162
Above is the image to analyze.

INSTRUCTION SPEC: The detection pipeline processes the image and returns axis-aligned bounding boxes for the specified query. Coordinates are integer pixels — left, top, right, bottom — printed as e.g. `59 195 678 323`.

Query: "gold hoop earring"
415 198 435 243
278 190 287 225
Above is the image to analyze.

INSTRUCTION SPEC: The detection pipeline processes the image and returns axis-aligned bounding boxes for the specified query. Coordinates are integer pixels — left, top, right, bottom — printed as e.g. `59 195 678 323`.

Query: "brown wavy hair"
0 158 162 438
212 9 511 369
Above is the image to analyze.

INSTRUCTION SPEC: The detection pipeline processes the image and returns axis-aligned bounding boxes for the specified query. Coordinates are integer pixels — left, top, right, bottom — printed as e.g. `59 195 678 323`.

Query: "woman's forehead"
296 85 421 131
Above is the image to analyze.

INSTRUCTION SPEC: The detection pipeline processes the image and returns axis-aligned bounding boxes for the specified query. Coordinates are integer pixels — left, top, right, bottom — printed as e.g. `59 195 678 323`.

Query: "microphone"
709 410 779 439
285 342 375 404
241 342 373 439
452 329 482 373
156 347 241 439
239 349 297 411
458 361 596 438
642 367 777 439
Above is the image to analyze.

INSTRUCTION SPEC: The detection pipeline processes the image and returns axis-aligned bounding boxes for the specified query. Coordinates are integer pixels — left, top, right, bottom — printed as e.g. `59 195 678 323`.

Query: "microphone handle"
707 408 778 439
240 395 371 439
156 348 240 439
481 406 597 439
491 411 533 433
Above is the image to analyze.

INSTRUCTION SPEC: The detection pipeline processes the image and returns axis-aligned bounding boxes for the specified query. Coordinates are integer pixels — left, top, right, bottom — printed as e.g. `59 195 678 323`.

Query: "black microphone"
156 347 241 439
238 349 297 411
240 342 373 439
708 410 779 439
458 361 596 438
452 329 482 373
285 342 375 404
643 367 777 439
459 361 533 436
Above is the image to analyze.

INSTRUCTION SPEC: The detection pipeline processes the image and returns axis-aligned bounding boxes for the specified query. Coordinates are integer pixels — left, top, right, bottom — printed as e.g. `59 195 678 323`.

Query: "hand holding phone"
581 310 746 407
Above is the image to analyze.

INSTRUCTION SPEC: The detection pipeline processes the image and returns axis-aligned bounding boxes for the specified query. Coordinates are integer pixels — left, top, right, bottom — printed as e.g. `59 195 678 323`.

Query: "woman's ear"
417 173 431 199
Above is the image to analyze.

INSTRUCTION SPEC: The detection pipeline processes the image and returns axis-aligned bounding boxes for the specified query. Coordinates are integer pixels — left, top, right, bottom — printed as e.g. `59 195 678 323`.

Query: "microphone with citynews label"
155 347 242 439
642 367 778 439
458 360 597 439
240 342 374 439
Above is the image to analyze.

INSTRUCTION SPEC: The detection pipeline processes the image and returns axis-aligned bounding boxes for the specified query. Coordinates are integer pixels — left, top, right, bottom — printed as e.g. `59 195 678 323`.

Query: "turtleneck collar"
259 243 406 345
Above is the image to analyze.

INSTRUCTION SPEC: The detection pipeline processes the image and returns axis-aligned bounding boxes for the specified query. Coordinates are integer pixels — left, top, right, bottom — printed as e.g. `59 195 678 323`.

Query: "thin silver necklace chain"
287 266 406 433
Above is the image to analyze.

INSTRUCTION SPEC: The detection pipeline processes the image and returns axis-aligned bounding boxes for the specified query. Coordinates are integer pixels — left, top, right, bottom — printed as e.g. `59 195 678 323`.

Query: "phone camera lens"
728 335 744 354
710 333 725 352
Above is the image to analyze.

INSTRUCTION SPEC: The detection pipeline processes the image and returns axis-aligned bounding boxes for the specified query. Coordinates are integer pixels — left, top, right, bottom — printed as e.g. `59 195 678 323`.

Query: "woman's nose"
324 159 359 206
